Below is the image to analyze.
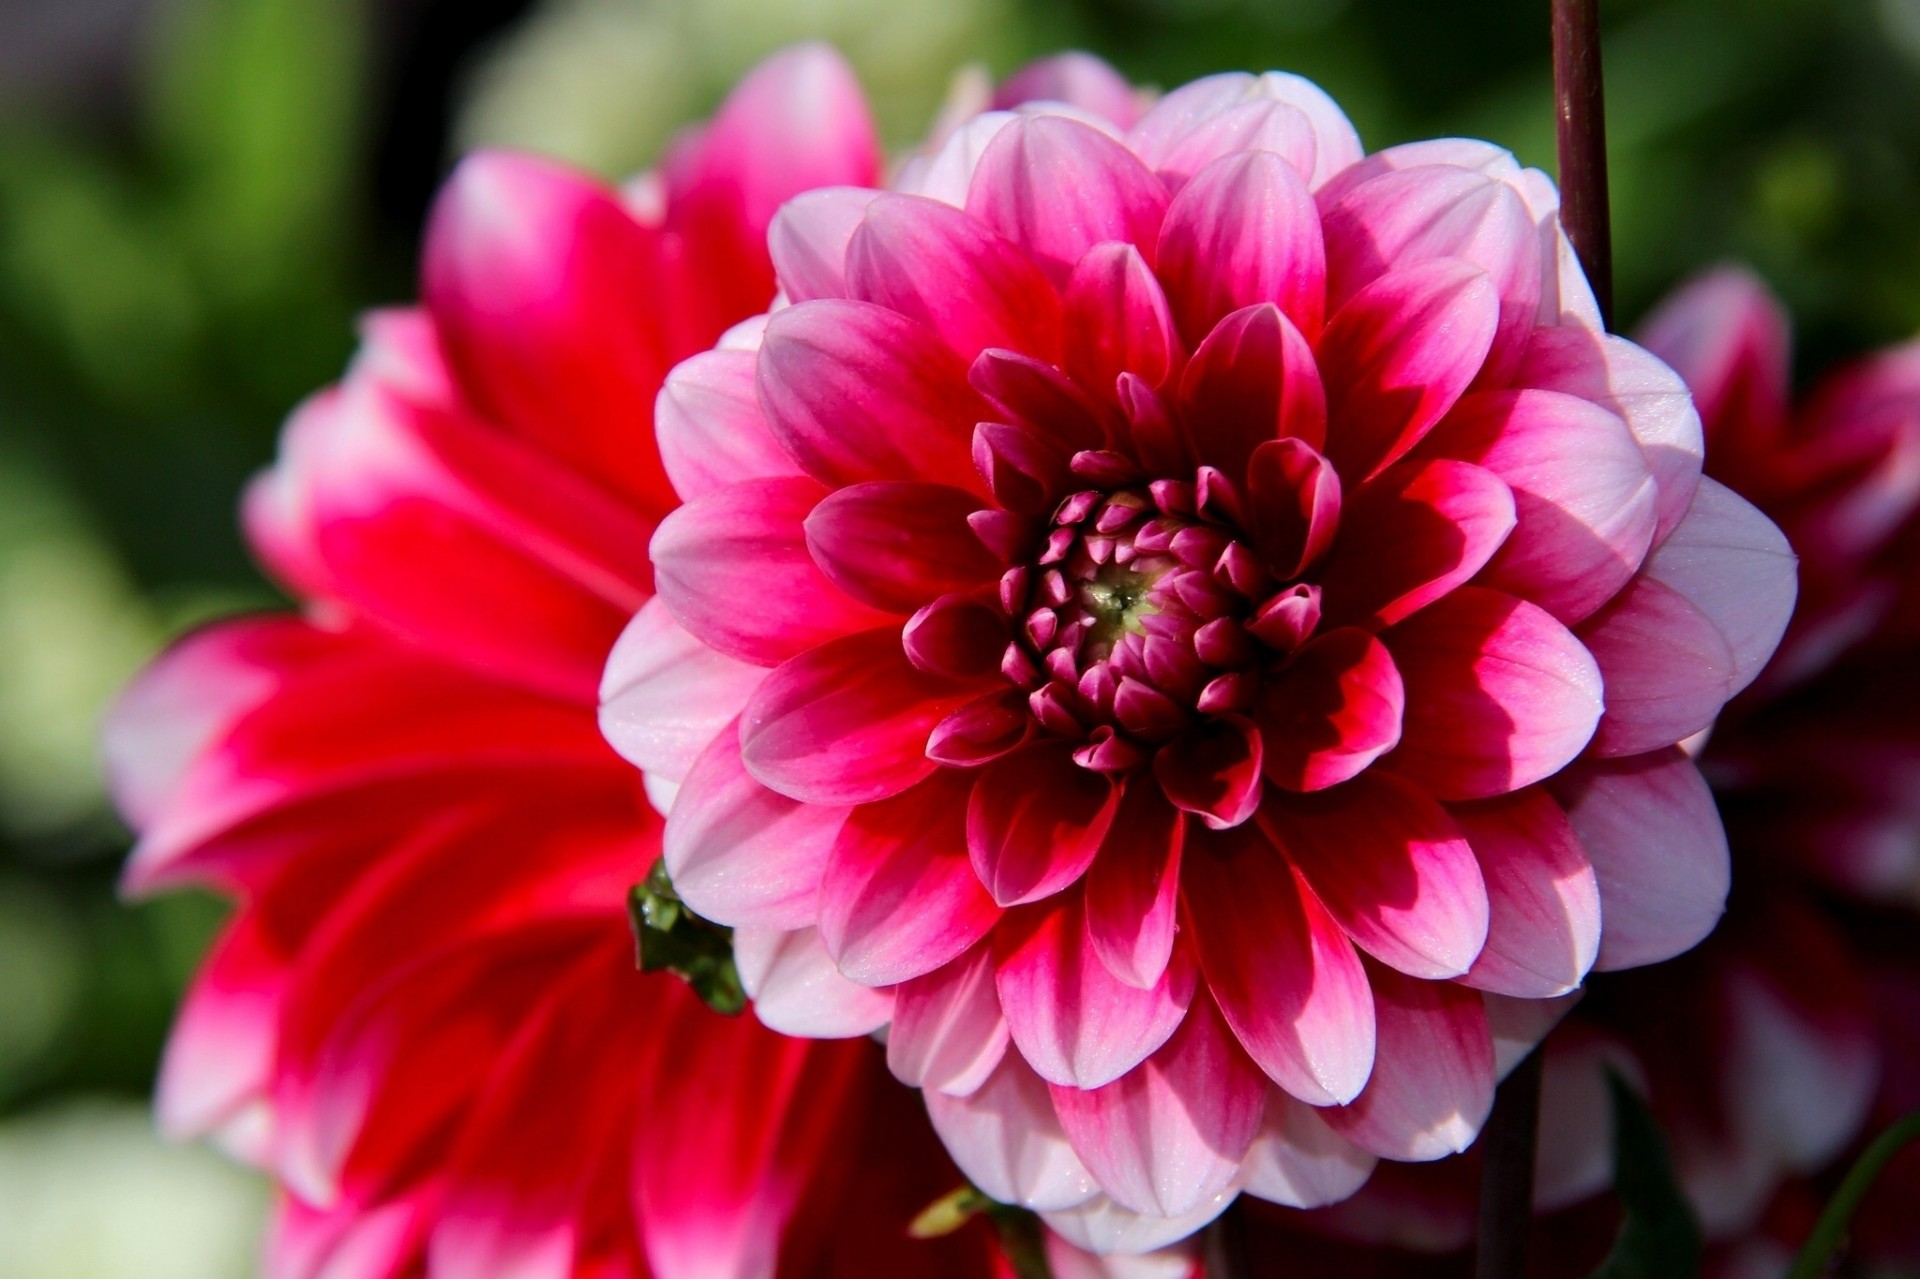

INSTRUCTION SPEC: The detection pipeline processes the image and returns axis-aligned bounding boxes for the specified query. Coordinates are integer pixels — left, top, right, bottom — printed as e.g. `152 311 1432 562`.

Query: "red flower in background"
602 69 1797 1252
102 46 1024 1279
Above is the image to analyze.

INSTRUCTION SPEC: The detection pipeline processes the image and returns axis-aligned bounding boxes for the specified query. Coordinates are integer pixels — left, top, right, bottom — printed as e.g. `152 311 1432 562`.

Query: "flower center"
998 477 1322 773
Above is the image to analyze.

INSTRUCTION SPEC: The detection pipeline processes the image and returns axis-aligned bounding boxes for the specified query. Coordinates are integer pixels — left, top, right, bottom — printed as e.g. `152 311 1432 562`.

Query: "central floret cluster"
603 70 1797 1253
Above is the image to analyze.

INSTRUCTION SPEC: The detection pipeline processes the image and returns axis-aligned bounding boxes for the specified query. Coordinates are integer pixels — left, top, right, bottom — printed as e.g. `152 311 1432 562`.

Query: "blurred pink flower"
101 45 1033 1279
604 74 1796 1251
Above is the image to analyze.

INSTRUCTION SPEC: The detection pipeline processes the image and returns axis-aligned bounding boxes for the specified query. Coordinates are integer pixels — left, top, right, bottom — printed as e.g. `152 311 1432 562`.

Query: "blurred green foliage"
0 0 1916 1262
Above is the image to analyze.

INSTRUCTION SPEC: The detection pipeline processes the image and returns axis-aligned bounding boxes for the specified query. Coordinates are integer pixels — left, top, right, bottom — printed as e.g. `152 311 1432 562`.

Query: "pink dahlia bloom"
605 72 1797 1250
101 45 1036 1279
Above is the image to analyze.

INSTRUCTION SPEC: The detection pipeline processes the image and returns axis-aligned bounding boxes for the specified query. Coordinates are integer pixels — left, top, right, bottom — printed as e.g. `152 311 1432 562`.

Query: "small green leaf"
626 863 744 1016
909 1185 991 1239
1786 1107 1920 1279
1590 1070 1703 1279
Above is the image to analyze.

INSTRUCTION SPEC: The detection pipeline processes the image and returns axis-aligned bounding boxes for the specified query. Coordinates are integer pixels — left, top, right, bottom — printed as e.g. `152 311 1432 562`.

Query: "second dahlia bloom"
606 74 1797 1249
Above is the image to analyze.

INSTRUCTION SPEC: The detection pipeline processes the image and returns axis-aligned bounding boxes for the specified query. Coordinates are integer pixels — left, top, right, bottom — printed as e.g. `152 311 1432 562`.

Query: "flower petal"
655 348 800 502
1240 1091 1376 1208
651 476 889 667
1322 964 1495 1161
1318 458 1516 628
1451 787 1600 998
756 298 985 492
1157 151 1326 345
804 481 999 614
924 1054 1101 1211
969 744 1124 907
1263 772 1489 981
1550 748 1729 970
887 940 1010 1097
1255 627 1404 793
1050 995 1265 1216
818 770 1002 985
1183 822 1375 1105
1084 786 1185 990
968 115 1170 285
846 193 1063 364
1384 586 1603 801
1177 302 1328 473
740 627 979 806
734 924 895 1037
1318 260 1499 483
996 892 1198 1089
1064 242 1182 396
661 718 846 930
598 598 765 782
768 185 882 302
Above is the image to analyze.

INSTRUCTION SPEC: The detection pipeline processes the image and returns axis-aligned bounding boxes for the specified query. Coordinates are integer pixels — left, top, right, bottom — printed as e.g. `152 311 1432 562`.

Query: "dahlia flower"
101 45 1028 1278
604 71 1797 1250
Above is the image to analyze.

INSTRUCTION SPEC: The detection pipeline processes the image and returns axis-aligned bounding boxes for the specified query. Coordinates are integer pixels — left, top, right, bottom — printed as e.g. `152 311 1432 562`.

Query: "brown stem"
1203 1200 1251 1279
1553 0 1614 326
1474 1048 1545 1279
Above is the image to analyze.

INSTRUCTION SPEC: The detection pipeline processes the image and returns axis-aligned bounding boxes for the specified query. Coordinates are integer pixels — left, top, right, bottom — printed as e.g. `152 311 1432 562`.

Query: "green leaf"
1786 1108 1920 1279
905 1184 1052 1278
1590 1070 1703 1279
626 862 744 1017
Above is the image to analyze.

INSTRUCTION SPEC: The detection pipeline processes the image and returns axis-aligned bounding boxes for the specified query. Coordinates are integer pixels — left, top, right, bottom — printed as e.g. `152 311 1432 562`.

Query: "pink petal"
741 627 980 807
1084 786 1185 990
1245 438 1341 579
969 744 1124 906
662 42 880 322
102 616 314 835
887 940 1012 1097
992 53 1143 128
817 770 1002 985
1263 772 1489 981
1550 748 1729 970
1318 260 1499 483
995 892 1198 1088
1157 149 1327 352
598 598 765 782
1128 71 1362 191
1518 325 1704 544
1384 586 1603 801
1450 787 1600 998
1255 627 1404 793
1177 303 1328 474
1064 242 1182 396
924 1054 1100 1211
1240 1091 1376 1208
1633 267 1790 452
1040 1191 1238 1257
1149 99 1323 195
1582 476 1796 756
650 476 890 666
423 151 675 511
733 924 895 1037
661 718 846 930
154 916 283 1145
1050 995 1266 1216
1152 715 1265 830
296 373 657 701
655 347 799 502
1183 822 1375 1105
1320 165 1541 378
755 298 985 492
1322 964 1495 1160
803 481 999 614
1423 388 1658 625
768 186 882 302
1318 458 1516 628
967 115 1170 285
846 193 1062 364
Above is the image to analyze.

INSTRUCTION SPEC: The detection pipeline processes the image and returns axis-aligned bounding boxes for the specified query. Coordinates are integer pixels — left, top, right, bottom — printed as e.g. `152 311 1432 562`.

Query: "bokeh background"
1 0 1917 1272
